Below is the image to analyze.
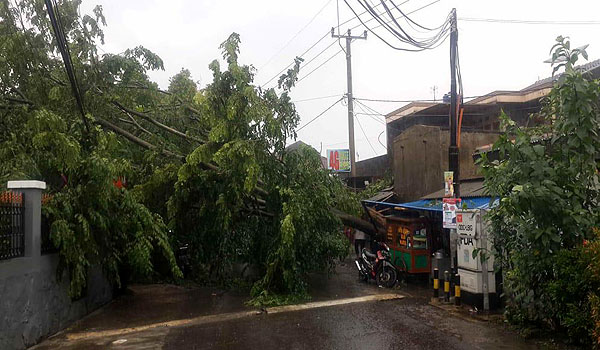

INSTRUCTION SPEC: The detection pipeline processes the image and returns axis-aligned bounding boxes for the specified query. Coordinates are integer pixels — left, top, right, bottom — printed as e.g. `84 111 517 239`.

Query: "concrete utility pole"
331 28 367 186
448 9 459 273
448 9 459 197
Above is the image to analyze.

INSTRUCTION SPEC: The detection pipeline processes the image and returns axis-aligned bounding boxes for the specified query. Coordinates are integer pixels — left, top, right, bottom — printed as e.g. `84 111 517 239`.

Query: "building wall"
0 254 112 350
393 125 500 201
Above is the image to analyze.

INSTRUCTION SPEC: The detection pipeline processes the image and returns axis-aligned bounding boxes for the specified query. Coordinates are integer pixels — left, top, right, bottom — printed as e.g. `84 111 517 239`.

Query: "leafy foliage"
479 37 600 345
1 0 358 301
168 36 351 301
0 0 184 297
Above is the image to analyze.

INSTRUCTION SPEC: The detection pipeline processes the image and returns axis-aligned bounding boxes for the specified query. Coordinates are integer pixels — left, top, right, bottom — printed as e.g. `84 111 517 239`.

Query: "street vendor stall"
362 197 495 278
385 216 430 274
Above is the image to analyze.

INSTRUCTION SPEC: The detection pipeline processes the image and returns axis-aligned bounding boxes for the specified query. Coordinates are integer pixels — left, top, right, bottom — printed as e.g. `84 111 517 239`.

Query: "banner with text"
327 149 351 172
442 197 461 229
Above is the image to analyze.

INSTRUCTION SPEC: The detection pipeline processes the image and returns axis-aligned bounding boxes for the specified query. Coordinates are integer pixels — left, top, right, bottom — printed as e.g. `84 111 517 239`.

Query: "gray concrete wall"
0 181 112 350
0 255 112 350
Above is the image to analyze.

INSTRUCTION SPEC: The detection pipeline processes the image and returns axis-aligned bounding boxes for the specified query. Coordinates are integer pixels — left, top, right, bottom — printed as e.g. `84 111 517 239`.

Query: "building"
385 58 600 201
338 154 389 189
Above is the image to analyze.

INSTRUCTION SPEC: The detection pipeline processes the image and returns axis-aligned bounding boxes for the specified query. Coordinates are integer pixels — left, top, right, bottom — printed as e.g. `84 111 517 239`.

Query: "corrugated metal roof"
420 179 487 199
362 197 497 212
521 58 600 92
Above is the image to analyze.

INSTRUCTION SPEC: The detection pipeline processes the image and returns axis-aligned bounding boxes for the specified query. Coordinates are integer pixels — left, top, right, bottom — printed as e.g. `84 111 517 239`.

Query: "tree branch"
112 101 205 144
95 117 185 160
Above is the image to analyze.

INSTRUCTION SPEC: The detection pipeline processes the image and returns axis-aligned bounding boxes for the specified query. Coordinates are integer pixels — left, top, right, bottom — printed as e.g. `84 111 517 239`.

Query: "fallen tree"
0 1 370 301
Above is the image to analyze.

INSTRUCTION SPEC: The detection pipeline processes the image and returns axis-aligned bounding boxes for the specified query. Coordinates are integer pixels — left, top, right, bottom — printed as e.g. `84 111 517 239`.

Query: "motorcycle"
355 242 398 288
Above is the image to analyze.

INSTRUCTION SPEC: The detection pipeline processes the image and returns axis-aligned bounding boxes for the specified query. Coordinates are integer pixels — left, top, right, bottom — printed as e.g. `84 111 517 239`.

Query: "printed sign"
327 149 351 172
442 198 461 229
456 211 476 237
444 171 454 197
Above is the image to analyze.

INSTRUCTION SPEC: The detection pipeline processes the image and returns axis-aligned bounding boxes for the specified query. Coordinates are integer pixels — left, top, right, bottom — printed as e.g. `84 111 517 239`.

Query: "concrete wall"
0 181 112 350
393 125 500 201
0 255 112 350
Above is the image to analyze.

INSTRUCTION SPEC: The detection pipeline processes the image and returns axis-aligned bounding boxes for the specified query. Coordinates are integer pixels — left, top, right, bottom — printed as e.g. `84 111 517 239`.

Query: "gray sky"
81 0 600 160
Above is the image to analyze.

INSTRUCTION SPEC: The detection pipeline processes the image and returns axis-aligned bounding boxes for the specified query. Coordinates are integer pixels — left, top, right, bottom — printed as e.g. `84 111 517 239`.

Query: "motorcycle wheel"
376 265 397 288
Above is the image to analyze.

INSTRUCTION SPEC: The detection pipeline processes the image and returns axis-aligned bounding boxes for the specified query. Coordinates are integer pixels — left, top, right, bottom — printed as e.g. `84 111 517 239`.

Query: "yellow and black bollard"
444 270 450 303
433 268 439 298
454 273 461 306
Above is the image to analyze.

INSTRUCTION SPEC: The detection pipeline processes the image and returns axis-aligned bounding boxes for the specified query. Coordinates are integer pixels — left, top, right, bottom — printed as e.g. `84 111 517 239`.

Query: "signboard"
444 171 454 197
327 149 351 172
442 197 461 229
456 211 476 237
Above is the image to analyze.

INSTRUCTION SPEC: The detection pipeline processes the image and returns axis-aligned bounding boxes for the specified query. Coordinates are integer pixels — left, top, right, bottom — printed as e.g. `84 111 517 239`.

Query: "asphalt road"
32 261 545 350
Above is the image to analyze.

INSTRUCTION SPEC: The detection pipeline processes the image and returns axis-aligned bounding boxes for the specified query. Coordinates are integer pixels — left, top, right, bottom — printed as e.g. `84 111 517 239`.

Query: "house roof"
521 58 600 92
285 140 327 168
420 178 487 199
384 58 600 121
385 102 437 123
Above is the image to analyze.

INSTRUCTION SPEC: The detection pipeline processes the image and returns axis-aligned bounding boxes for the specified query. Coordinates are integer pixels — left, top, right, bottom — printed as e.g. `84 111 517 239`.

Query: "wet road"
31 261 543 350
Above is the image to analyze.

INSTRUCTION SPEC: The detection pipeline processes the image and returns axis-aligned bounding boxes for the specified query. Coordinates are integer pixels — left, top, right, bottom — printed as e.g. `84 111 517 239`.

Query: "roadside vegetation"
479 37 600 347
0 0 359 304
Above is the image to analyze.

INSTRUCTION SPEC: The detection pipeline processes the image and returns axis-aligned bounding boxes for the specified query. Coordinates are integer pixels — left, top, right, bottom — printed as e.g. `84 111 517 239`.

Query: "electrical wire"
296 48 344 83
261 32 331 87
292 94 344 103
260 0 334 70
355 114 378 155
344 0 450 52
297 97 344 132
354 95 481 103
458 17 600 25
353 100 387 126
261 0 411 88
377 130 387 149
44 0 90 134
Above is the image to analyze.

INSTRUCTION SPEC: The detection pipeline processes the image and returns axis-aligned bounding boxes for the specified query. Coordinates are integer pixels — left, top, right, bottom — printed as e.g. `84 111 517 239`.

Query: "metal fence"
0 193 24 260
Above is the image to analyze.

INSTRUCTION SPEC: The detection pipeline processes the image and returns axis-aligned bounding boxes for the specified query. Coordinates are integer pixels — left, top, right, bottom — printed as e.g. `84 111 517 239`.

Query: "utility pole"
431 85 438 101
449 9 459 198
332 28 367 188
448 9 459 274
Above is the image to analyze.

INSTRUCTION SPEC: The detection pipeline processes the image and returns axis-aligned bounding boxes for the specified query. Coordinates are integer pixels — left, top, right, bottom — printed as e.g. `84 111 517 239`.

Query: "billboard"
327 149 351 172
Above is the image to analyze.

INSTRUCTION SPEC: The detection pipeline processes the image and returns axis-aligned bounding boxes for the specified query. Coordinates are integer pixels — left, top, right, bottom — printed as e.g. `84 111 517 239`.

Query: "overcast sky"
80 0 600 161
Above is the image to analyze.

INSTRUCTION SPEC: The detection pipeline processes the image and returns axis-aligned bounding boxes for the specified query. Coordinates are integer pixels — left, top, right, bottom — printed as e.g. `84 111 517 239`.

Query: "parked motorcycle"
355 242 398 288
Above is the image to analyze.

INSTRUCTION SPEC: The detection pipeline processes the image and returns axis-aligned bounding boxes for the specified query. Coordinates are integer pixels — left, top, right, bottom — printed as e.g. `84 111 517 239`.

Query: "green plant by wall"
479 36 600 346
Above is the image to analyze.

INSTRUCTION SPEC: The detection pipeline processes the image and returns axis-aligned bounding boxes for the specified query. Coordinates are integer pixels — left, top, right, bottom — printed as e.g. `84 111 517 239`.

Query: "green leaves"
481 37 600 344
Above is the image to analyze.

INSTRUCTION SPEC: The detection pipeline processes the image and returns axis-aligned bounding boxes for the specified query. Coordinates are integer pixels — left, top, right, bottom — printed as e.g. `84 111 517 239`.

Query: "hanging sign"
444 171 454 197
442 197 461 229
327 149 351 172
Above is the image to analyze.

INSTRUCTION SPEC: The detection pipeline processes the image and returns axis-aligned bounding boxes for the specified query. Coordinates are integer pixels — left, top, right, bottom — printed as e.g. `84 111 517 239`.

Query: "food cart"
362 200 432 275
384 216 431 274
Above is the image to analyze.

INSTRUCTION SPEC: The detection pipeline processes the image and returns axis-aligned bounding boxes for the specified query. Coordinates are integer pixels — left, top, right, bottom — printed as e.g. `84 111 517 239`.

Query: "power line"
458 17 600 25
353 100 385 123
261 32 331 87
261 0 411 88
292 94 343 103
354 99 387 116
297 48 345 83
344 0 450 52
259 0 334 70
355 114 378 155
299 40 339 70
297 97 343 132
377 130 387 150
45 0 90 134
354 95 481 103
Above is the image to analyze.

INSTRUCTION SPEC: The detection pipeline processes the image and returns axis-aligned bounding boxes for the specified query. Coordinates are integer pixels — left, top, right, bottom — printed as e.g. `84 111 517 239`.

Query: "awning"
362 197 497 213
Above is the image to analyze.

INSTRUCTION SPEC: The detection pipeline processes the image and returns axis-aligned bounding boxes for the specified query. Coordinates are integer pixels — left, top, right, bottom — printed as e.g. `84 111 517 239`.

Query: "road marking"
62 293 403 342
265 293 404 314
